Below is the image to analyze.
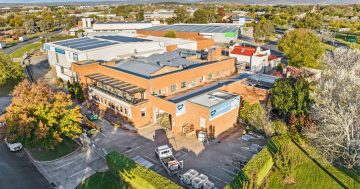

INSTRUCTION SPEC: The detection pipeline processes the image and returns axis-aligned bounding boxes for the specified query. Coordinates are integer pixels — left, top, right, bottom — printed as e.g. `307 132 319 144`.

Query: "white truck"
155 145 183 176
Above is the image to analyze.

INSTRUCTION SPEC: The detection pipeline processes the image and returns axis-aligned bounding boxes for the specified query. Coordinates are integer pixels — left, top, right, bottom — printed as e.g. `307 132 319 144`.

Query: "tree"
0 52 24 85
189 8 218 24
164 30 176 38
74 82 85 103
9 15 23 28
0 17 7 27
63 15 77 30
67 81 75 99
23 19 37 34
4 80 82 149
174 7 188 23
253 17 275 42
270 77 312 119
272 15 287 26
273 136 300 183
278 29 324 68
306 48 360 169
294 13 323 30
136 9 144 21
239 101 274 136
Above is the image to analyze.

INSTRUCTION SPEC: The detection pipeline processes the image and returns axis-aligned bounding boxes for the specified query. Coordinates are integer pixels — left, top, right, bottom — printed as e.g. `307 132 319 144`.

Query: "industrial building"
44 35 166 82
73 47 276 138
92 21 160 33
137 24 240 43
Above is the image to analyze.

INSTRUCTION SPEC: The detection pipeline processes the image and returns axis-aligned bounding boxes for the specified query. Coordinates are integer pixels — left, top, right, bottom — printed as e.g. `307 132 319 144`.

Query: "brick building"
73 48 273 137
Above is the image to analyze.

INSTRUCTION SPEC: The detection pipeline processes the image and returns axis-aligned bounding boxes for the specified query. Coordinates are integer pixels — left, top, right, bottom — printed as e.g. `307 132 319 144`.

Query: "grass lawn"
335 33 360 49
267 141 360 189
27 137 79 161
75 171 128 189
0 79 19 97
10 41 42 59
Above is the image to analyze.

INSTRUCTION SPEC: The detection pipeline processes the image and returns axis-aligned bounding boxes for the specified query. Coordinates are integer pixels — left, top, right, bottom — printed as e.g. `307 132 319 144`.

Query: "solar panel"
76 42 118 51
94 35 152 43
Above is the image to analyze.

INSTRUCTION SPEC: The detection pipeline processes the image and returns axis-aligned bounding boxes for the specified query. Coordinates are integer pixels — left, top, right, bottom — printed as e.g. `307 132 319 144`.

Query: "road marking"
225 159 233 163
177 151 188 160
55 160 75 170
209 174 229 184
155 167 164 173
143 155 160 165
68 168 88 178
219 166 236 176
233 153 247 160
123 146 141 154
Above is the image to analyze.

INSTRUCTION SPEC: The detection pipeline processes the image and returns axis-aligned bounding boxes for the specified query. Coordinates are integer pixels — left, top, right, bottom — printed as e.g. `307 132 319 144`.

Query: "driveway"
94 119 266 188
0 142 51 189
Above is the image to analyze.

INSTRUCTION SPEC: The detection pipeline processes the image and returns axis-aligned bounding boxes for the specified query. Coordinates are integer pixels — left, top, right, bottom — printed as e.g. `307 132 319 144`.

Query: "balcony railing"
89 85 147 106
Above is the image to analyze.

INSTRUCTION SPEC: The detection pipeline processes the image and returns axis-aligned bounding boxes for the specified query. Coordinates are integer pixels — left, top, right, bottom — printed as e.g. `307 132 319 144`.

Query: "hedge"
106 151 183 189
225 143 274 189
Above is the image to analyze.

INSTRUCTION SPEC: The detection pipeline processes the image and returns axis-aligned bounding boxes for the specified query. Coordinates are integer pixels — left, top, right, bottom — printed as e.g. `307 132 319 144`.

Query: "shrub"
106 151 182 189
225 144 274 189
164 30 176 38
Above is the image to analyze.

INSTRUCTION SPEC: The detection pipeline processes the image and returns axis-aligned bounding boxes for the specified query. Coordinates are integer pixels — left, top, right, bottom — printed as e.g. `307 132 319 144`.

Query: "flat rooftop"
167 73 252 103
95 21 152 24
141 24 239 33
189 90 237 108
50 35 154 51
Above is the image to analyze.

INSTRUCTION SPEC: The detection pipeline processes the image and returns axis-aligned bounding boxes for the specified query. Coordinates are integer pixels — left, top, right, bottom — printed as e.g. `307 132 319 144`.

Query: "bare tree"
306 47 360 169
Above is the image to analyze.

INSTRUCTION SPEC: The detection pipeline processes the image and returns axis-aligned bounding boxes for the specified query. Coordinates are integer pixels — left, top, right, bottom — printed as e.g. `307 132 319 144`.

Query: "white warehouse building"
44 35 166 82
92 21 160 33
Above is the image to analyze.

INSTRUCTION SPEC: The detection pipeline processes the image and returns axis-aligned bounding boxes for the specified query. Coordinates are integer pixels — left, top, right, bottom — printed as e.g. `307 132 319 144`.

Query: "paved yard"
94 119 266 189
0 142 50 189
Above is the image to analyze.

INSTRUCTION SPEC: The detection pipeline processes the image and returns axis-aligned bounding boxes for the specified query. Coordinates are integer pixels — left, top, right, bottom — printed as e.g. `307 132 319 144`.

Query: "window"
215 71 220 77
124 108 128 115
141 108 146 117
120 106 123 113
60 67 64 74
181 81 187 88
55 53 59 64
207 73 213 80
171 84 177 92
200 76 205 83
73 53 79 61
158 89 162 95
190 79 196 87
200 118 206 129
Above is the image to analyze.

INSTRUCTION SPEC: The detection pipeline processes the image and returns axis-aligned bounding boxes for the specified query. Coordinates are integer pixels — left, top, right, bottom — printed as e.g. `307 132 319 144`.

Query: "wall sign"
209 96 240 120
55 48 65 54
176 101 186 116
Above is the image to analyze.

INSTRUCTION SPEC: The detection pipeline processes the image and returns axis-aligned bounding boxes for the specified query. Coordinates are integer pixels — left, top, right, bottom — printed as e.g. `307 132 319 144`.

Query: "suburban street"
0 142 51 189
0 29 63 54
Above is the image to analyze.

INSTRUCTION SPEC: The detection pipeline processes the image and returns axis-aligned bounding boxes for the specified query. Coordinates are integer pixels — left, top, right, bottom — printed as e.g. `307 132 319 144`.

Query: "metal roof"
52 37 118 51
111 49 199 78
142 24 239 33
94 35 152 43
95 21 151 24
86 73 145 94
188 90 237 108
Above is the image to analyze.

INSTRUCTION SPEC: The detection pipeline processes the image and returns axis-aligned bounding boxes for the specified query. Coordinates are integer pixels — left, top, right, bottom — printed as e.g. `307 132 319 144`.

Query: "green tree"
74 82 85 103
0 17 7 27
278 29 324 68
239 101 274 136
136 9 144 21
164 30 176 38
253 17 275 42
9 15 23 28
63 15 77 30
273 136 300 181
272 15 287 26
4 80 82 149
67 81 75 99
189 8 218 24
270 77 311 119
0 52 24 85
174 7 188 23
23 19 37 34
294 13 323 30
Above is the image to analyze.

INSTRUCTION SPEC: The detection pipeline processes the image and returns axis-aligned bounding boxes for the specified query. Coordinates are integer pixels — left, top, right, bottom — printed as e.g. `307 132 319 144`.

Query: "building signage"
55 48 65 54
43 44 50 51
176 101 186 116
209 96 240 120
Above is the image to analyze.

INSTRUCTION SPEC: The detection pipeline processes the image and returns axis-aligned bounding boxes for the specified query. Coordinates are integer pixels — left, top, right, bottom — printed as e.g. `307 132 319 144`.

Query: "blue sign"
55 48 65 54
43 44 50 51
209 96 240 120
176 101 186 116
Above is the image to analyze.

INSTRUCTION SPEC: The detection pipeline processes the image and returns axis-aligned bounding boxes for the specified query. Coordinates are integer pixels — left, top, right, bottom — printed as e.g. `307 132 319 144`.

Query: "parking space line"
233 153 247 160
155 167 164 173
177 151 188 160
123 146 141 154
68 168 88 178
55 160 75 170
218 166 236 176
209 174 229 184
143 155 160 165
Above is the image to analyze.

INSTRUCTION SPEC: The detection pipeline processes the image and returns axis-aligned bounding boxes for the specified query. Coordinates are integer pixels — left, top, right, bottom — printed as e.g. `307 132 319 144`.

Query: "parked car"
4 138 23 152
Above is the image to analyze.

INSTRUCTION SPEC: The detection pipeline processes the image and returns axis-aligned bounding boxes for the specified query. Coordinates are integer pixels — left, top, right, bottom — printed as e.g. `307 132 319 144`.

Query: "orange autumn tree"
4 80 82 149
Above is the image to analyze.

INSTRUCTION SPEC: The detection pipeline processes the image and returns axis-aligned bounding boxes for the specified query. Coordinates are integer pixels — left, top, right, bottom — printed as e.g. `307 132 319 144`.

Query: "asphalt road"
0 142 51 189
1 28 63 55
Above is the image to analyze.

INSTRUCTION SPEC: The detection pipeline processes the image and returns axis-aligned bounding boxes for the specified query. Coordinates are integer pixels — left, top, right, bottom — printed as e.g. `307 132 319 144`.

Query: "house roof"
268 54 279 61
230 46 256 56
